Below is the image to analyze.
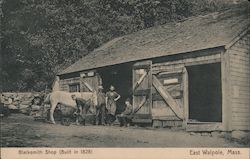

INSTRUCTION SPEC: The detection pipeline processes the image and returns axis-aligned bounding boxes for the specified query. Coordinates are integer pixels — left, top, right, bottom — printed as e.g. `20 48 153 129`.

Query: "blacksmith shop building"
58 5 249 131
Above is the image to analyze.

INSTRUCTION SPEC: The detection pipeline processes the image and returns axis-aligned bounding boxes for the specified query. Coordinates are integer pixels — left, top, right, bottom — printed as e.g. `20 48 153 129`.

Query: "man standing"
72 95 90 126
95 85 106 125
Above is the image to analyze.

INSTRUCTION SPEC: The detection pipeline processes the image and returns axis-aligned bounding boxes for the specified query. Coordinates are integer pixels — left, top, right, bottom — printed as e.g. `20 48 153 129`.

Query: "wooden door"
132 61 152 123
80 71 101 93
152 67 185 126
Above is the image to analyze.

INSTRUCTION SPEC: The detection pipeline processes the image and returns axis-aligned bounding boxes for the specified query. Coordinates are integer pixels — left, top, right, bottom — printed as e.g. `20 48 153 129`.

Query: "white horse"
44 91 97 124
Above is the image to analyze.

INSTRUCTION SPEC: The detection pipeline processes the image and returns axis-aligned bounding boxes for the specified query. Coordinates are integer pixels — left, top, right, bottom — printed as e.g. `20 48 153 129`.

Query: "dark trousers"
117 114 132 126
77 104 90 125
106 114 116 125
95 104 105 125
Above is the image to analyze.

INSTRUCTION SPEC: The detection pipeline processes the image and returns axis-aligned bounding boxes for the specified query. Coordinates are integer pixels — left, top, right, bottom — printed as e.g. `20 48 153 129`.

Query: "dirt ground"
0 113 247 147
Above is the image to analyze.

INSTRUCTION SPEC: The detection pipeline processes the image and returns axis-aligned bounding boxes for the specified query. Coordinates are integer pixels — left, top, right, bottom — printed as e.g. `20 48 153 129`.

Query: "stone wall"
1 92 44 115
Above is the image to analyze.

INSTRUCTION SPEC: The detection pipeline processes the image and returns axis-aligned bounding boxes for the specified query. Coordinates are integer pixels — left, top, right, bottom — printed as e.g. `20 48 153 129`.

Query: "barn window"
69 83 80 92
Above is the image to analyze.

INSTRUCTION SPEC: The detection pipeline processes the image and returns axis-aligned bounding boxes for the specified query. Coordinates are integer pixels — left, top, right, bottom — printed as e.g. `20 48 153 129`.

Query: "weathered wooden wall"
151 65 184 127
59 71 101 93
59 77 80 92
152 51 221 128
228 30 250 130
80 72 101 92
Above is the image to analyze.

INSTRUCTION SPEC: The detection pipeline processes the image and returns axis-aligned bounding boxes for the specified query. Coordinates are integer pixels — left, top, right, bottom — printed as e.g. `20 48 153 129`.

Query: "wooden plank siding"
132 61 153 123
59 77 80 92
221 45 231 131
80 75 100 92
152 52 221 70
151 51 222 129
59 71 101 93
228 30 250 130
152 75 184 119
151 64 184 127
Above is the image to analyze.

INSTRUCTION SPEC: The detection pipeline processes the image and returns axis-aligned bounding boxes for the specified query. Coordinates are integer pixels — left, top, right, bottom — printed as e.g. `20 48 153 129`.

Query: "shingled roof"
59 3 249 75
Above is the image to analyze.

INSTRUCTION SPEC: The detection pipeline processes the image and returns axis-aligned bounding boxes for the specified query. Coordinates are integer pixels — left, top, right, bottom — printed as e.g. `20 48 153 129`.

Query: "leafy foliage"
0 0 238 91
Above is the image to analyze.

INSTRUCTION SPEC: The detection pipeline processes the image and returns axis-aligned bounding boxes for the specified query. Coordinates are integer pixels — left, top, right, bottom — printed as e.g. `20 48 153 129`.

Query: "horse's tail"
43 93 51 104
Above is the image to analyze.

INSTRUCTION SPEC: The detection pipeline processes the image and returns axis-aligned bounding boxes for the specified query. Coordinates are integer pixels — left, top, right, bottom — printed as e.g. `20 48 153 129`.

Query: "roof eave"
225 27 249 50
58 45 227 76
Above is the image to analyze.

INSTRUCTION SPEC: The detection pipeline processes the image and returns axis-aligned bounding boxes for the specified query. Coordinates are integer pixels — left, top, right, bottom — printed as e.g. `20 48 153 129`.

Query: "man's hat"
125 98 131 103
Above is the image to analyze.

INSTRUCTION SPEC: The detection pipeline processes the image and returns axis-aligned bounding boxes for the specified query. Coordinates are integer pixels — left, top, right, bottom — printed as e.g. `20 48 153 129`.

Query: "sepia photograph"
0 0 249 158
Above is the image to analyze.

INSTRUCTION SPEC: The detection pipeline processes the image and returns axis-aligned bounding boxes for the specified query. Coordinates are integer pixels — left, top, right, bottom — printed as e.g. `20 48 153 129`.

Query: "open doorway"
98 63 133 114
187 63 222 122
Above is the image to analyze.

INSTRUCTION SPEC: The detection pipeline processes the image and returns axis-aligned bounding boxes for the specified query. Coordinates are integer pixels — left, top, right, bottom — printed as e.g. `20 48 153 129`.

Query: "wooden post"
148 62 152 116
133 97 147 114
221 50 232 131
133 71 147 91
183 67 189 127
83 81 93 92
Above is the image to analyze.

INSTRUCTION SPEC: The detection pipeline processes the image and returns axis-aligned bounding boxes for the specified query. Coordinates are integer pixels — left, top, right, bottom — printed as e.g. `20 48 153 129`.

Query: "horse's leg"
50 102 57 124
95 106 100 125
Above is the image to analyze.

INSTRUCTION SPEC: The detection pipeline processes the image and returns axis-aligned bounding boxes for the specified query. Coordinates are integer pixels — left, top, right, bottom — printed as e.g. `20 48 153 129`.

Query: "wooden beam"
157 70 183 77
133 71 147 91
221 50 232 131
225 28 249 49
152 75 184 119
152 93 164 101
133 96 147 114
183 67 189 128
185 58 221 66
152 53 221 70
152 91 182 101
148 62 153 116
83 81 93 92
186 123 223 132
134 89 150 96
165 84 182 92
133 114 152 119
132 118 152 123
133 60 152 69
163 78 179 85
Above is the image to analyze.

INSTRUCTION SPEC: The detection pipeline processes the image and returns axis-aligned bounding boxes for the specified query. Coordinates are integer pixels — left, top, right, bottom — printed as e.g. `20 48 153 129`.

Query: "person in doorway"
105 85 121 126
117 98 133 127
72 95 90 126
95 85 106 125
